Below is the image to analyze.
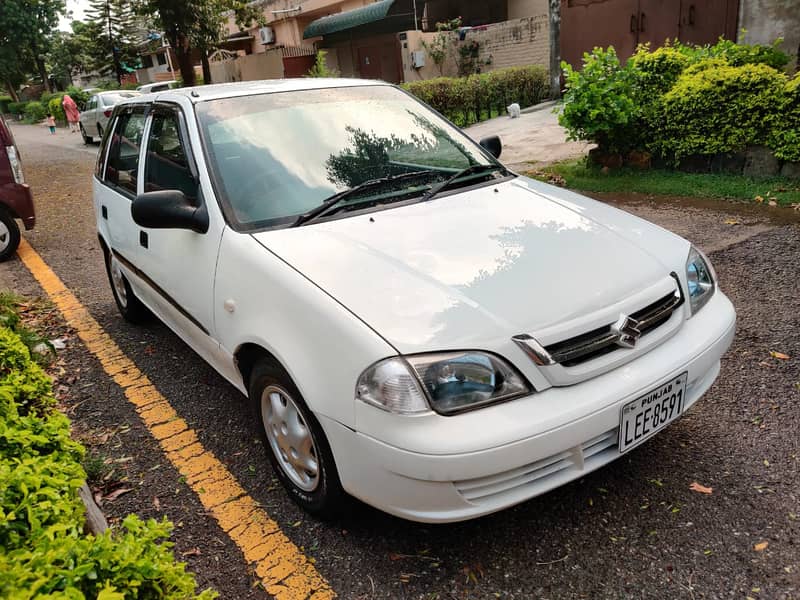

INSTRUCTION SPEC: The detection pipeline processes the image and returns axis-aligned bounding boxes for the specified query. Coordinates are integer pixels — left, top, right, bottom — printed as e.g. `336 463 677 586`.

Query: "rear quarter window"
102 111 147 195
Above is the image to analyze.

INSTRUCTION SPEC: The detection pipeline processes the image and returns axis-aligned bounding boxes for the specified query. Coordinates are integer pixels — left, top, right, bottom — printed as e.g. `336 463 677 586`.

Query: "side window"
88 96 96 110
104 111 146 195
144 111 197 204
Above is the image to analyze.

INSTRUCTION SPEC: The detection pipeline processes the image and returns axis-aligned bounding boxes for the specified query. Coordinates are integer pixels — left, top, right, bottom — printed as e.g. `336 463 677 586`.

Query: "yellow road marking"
16 239 334 600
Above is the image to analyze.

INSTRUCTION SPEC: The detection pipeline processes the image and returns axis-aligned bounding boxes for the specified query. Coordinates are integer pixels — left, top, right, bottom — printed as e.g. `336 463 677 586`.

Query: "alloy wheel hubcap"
0 221 9 252
261 385 319 492
109 257 128 308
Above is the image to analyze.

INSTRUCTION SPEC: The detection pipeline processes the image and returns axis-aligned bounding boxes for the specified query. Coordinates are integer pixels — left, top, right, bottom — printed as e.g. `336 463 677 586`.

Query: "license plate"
619 372 688 453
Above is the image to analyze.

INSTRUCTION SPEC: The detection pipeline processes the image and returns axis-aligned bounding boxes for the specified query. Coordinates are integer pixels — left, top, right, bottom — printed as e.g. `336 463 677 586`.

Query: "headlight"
356 352 530 415
685 246 715 314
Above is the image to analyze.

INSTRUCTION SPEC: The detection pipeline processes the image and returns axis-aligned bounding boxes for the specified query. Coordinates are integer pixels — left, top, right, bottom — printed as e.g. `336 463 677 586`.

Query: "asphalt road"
4 123 799 599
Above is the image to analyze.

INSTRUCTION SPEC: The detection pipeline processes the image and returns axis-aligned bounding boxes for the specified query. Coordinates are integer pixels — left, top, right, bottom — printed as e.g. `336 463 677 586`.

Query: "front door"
357 46 383 80
131 103 225 361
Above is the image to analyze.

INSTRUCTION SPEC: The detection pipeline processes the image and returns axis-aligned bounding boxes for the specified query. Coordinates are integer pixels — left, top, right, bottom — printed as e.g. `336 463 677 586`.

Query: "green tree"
86 0 138 84
0 0 66 93
46 22 91 88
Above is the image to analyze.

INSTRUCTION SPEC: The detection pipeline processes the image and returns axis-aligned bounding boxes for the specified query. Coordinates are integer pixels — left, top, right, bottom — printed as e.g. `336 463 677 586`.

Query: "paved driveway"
465 102 593 170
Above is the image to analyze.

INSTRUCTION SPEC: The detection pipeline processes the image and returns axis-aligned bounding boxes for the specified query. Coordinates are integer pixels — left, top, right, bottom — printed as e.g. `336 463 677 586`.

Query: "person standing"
45 114 56 135
62 94 81 134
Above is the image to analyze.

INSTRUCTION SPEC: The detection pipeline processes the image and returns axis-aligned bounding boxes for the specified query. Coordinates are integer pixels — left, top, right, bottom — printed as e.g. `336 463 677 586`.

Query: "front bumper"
321 291 736 523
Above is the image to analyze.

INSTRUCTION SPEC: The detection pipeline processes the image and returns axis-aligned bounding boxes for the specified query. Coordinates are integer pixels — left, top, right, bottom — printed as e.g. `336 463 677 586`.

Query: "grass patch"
0 291 55 366
529 160 800 207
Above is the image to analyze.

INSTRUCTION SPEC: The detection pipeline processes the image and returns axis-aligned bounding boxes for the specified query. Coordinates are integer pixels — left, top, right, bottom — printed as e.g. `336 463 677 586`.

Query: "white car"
93 80 735 523
136 81 179 94
79 90 141 143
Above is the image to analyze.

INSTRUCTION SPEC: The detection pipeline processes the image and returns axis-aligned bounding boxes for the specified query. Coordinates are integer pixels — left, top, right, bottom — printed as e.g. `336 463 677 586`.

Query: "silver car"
79 91 141 144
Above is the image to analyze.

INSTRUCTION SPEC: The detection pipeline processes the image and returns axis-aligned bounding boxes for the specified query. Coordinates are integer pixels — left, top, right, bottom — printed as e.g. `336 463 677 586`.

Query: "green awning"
303 0 395 39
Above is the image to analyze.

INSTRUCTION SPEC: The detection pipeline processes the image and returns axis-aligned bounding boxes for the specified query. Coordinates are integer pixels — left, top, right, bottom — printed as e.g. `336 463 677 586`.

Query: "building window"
141 54 154 68
156 52 167 66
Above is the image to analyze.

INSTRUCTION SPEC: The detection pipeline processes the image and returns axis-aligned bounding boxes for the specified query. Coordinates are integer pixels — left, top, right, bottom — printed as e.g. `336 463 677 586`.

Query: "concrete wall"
738 0 800 71
507 0 546 20
210 50 285 83
400 12 550 82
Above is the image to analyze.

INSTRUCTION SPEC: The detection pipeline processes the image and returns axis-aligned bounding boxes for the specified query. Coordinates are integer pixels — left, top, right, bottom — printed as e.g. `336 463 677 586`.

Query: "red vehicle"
0 115 35 260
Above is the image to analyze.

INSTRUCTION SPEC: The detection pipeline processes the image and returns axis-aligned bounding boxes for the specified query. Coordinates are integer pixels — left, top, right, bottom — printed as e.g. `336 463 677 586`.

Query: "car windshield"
196 85 498 228
102 92 139 106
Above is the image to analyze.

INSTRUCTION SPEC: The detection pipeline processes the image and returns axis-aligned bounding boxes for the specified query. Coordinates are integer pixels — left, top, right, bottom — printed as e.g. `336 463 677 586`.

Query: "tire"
249 358 346 518
0 208 21 262
104 251 149 323
80 123 93 144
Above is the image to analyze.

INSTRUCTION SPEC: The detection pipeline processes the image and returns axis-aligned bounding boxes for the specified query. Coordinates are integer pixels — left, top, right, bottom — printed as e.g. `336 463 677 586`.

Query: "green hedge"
48 97 66 123
8 102 26 116
770 74 800 162
403 65 549 127
0 96 12 114
0 313 216 599
559 39 795 163
23 101 47 123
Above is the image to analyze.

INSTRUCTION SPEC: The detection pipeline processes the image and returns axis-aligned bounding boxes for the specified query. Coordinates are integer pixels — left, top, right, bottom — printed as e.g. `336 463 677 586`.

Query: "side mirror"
479 135 502 159
131 190 208 233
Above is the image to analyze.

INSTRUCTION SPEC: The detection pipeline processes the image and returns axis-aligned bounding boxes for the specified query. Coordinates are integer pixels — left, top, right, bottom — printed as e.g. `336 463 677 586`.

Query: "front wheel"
80 123 93 144
104 252 149 323
0 208 21 261
249 359 345 518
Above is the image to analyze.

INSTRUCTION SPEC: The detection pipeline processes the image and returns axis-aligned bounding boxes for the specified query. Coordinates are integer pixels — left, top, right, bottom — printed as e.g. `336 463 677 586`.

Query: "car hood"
252 178 681 354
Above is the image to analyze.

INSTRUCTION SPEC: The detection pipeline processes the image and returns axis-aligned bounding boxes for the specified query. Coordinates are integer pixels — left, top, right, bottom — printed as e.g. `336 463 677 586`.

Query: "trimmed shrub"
770 73 800 162
7 102 26 116
0 315 217 599
48 96 66 122
559 47 639 153
0 96 11 114
23 101 47 123
403 65 549 127
657 62 787 160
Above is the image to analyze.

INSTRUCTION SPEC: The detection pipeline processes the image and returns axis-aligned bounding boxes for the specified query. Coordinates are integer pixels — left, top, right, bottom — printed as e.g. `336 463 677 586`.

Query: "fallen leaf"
755 195 764 203
724 219 740 225
104 487 133 501
770 351 790 360
388 553 405 561
768 200 778 207
181 547 201 557
754 541 769 552
689 482 713 494
153 496 160 510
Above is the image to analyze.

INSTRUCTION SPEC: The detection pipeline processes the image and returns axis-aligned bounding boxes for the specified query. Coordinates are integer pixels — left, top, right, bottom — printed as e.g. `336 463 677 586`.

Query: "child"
46 114 56 135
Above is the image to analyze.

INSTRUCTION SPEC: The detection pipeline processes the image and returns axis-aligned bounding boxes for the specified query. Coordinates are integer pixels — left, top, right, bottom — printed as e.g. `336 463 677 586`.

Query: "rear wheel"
97 124 104 140
104 252 149 323
249 358 345 518
0 208 21 262
80 123 92 144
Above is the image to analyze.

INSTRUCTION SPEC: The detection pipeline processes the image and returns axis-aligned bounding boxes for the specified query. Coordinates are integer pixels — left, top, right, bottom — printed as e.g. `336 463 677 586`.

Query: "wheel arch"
235 342 289 391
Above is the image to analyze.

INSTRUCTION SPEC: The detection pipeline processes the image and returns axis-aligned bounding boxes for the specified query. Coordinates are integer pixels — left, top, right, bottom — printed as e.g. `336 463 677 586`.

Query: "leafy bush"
559 47 638 153
0 96 11 114
0 316 217 599
23 101 47 123
770 73 800 162
559 38 793 165
306 50 339 78
48 97 66 122
403 65 549 126
657 62 786 160
7 102 26 115
65 85 90 110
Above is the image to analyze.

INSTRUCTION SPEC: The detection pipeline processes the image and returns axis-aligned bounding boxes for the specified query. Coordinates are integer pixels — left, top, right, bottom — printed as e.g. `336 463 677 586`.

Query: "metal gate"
560 0 739 68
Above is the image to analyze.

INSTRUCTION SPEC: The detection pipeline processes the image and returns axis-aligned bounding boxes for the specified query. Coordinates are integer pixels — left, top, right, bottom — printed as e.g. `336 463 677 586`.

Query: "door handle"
639 12 646 33
139 231 148 248
630 14 637 33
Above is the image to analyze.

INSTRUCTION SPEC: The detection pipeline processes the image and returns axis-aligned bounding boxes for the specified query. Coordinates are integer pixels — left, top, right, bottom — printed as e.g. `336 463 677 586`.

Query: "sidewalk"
464 101 593 171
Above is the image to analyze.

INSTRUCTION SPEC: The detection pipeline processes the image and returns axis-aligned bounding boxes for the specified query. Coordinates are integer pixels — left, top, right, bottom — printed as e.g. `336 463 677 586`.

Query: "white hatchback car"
80 90 141 143
93 80 735 523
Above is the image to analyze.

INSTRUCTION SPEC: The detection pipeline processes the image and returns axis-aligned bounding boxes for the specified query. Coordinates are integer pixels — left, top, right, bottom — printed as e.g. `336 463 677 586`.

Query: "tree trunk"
175 42 196 87
30 39 52 93
4 82 19 102
548 0 561 100
201 50 212 85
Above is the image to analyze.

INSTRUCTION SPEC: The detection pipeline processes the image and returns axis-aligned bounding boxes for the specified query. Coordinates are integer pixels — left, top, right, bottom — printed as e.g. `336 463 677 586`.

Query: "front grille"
543 289 683 367
454 429 619 505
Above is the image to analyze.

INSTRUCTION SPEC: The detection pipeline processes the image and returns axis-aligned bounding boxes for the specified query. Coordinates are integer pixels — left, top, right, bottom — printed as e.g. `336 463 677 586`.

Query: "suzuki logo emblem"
611 314 641 348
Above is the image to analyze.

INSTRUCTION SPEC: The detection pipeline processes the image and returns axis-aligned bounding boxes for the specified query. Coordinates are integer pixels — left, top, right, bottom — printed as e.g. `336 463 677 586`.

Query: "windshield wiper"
420 163 507 203
291 170 437 227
